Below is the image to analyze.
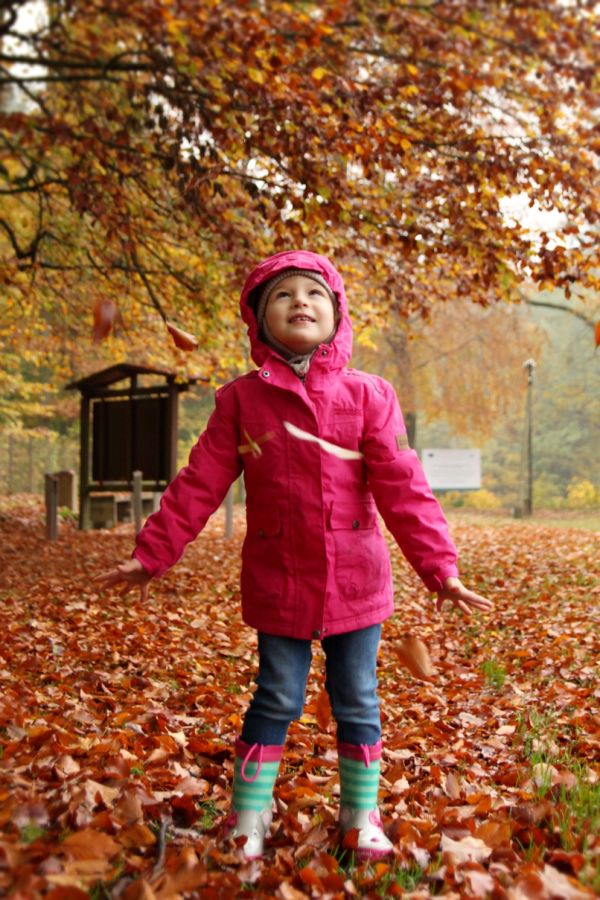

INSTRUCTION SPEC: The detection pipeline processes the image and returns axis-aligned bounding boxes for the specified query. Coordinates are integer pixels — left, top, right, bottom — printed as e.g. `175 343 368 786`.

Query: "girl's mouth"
288 315 315 324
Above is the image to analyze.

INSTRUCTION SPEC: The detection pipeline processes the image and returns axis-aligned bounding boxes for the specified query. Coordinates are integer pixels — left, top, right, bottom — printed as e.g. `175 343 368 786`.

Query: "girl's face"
264 274 336 354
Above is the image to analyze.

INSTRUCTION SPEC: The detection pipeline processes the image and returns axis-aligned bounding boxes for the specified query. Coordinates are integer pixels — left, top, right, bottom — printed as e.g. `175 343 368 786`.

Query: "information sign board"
421 448 481 490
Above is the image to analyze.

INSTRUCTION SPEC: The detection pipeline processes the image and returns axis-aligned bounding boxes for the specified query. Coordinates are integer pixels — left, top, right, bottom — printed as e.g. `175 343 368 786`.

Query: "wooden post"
225 485 234 539
79 394 90 529
45 473 58 540
56 470 76 509
132 470 143 534
167 381 179 482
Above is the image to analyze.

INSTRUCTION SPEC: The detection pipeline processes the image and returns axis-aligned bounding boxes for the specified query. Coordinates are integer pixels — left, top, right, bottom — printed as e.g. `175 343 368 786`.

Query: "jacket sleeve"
362 377 459 592
133 384 242 579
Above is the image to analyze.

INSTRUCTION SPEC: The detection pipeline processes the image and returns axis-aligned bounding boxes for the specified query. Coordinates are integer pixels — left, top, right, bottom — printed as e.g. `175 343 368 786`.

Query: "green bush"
533 475 564 510
440 490 465 509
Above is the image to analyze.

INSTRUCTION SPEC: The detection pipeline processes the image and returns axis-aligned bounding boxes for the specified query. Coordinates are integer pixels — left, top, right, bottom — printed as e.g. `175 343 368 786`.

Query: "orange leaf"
92 298 119 342
315 686 332 731
167 321 199 351
341 826 360 850
62 828 120 860
395 635 436 679
595 321 600 348
117 823 157 849
299 867 324 888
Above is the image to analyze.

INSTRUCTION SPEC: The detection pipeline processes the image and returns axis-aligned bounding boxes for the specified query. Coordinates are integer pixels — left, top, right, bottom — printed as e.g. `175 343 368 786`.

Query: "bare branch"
522 296 595 330
130 247 168 323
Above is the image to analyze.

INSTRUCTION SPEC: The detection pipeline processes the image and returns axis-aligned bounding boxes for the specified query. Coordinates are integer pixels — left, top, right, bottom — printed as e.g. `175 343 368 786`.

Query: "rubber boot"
223 738 282 859
338 741 393 861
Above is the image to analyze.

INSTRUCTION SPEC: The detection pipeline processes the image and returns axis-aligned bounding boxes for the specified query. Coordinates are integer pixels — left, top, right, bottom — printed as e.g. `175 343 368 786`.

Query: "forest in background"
1 0 598 510
2 288 598 513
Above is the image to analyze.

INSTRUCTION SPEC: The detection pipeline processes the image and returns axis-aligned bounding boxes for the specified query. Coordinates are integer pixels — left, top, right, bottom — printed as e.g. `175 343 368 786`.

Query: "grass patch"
516 707 600 878
19 824 48 844
197 800 220 830
481 658 506 689
375 862 426 895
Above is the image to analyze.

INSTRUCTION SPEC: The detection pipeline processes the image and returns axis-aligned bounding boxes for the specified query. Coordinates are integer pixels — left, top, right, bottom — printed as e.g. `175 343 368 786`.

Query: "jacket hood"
240 250 353 368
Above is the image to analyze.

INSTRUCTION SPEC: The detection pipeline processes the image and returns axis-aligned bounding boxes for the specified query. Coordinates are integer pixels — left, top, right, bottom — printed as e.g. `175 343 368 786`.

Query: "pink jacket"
134 250 459 639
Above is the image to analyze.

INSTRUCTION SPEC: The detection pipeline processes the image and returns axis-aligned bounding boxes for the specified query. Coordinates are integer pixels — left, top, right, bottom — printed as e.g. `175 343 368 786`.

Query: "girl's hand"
436 576 493 617
94 559 151 602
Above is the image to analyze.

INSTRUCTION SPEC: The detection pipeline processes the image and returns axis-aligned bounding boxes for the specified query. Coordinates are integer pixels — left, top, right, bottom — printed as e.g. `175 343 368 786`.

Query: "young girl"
97 250 492 861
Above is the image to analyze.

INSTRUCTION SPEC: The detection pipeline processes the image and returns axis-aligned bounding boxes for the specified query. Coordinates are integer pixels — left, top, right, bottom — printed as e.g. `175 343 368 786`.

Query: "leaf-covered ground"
0 497 599 899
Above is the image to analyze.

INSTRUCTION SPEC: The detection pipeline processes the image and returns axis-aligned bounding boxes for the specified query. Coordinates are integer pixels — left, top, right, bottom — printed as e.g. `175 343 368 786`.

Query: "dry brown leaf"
396 635 436 679
315 687 332 732
166 322 199 351
62 829 120 861
440 834 492 864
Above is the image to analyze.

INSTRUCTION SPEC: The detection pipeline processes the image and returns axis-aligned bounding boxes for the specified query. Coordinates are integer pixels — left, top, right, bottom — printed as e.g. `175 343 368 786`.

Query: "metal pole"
523 359 536 517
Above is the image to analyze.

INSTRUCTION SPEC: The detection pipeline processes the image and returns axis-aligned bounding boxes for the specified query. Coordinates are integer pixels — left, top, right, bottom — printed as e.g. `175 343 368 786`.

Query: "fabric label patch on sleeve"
396 433 410 450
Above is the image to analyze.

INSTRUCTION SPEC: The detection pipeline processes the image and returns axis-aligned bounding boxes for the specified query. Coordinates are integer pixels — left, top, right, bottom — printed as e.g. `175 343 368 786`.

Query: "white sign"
421 449 481 490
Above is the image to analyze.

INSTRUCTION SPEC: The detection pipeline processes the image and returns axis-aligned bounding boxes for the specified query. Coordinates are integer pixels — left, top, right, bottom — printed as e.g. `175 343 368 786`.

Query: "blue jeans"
240 624 382 746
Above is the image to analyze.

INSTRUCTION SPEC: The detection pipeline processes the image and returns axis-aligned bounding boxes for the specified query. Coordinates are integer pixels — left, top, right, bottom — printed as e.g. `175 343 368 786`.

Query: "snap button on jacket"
134 251 459 639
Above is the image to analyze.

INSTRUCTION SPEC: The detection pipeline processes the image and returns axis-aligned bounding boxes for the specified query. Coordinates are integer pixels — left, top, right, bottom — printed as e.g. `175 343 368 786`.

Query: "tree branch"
130 248 168 323
522 296 595 330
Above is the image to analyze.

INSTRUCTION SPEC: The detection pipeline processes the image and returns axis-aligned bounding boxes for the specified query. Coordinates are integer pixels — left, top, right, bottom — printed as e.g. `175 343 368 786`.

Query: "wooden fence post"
45 473 58 540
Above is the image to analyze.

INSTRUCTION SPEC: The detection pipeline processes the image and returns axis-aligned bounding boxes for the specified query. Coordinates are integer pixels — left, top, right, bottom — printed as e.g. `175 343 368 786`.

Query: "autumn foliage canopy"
0 0 598 383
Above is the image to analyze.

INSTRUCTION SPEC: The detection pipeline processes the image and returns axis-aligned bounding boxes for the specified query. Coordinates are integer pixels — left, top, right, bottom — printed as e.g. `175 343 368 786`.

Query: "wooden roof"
67 363 205 391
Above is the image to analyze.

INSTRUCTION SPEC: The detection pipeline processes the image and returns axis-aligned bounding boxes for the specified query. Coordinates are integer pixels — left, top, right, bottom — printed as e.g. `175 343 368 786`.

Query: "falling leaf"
395 635 436 679
92 299 119 343
166 322 199 351
283 421 363 459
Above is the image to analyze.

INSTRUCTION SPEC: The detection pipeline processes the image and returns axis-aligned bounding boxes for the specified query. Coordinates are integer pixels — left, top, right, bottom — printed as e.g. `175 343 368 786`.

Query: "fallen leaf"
441 834 492 864
62 829 120 861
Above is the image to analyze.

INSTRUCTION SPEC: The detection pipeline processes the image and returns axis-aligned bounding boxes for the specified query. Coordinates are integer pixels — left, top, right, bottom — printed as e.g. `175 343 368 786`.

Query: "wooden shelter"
67 363 203 529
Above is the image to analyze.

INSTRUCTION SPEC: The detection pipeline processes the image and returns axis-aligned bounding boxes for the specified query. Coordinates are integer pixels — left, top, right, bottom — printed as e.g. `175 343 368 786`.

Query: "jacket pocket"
246 506 282 538
241 506 283 602
327 501 389 601
328 501 376 530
